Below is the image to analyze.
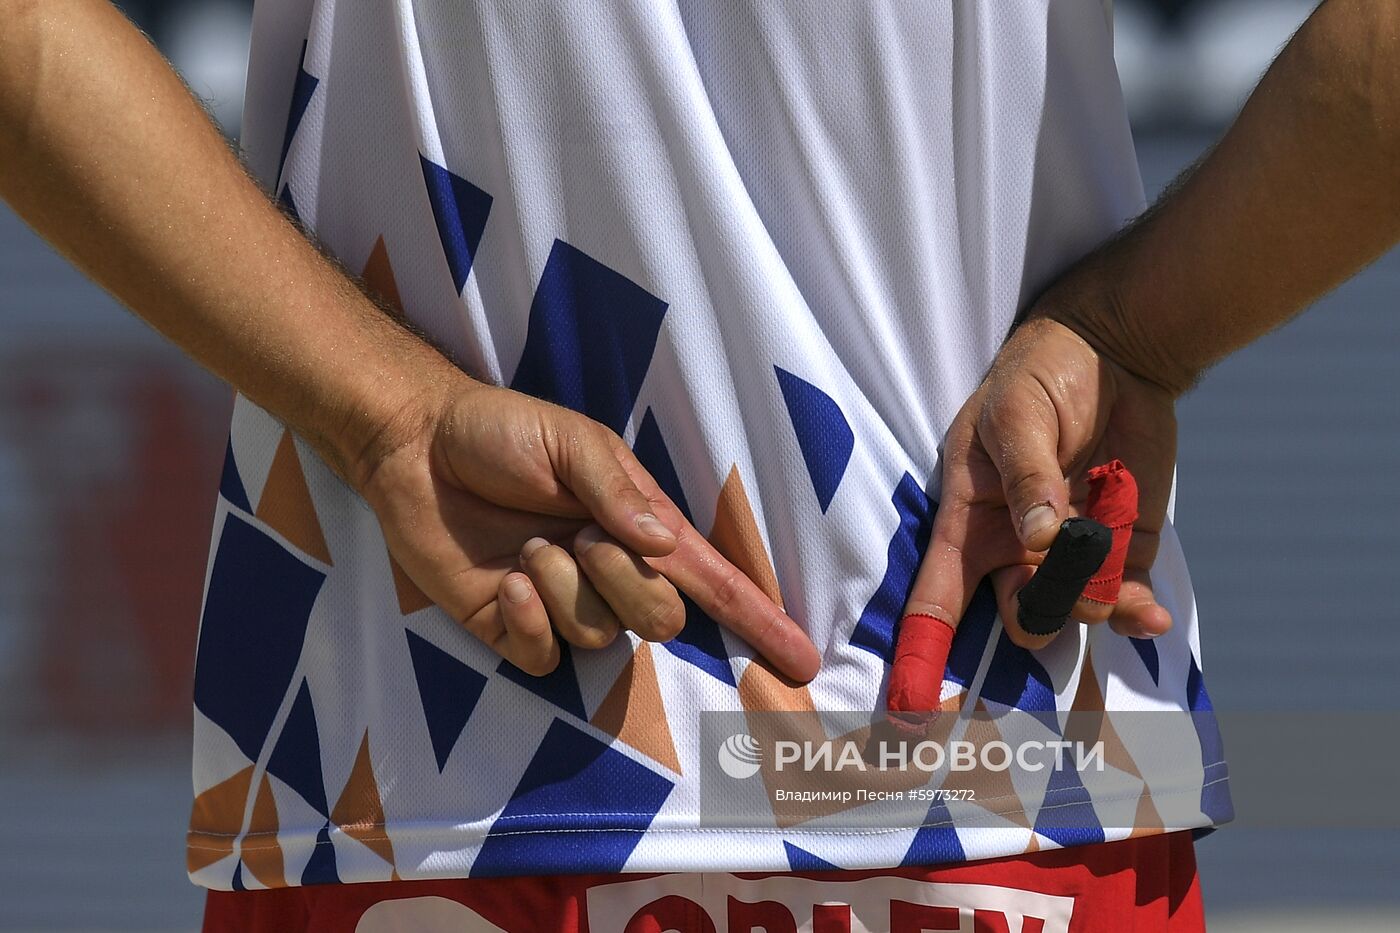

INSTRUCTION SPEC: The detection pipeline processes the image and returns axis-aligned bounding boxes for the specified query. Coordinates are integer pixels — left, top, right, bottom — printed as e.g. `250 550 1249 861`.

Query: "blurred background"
2 0 1397 930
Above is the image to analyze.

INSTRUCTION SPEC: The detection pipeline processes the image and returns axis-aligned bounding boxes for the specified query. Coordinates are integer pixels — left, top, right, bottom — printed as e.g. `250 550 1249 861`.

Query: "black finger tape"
1016 517 1113 636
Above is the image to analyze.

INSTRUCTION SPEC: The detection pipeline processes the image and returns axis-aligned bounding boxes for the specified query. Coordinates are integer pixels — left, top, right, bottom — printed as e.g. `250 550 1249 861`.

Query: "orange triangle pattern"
1064 650 1107 746
256 430 332 565
388 550 434 615
739 655 816 715
242 774 285 888
187 766 254 874
1129 789 1166 839
1064 651 1142 779
739 659 930 828
361 236 405 314
949 708 1031 829
332 731 396 866
590 643 682 774
710 466 783 608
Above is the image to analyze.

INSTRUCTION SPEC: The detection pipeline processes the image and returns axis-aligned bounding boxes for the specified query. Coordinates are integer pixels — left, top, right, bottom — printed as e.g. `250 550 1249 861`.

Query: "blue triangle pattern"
472 719 674 877
1131 636 1161 685
1187 656 1234 824
300 820 340 886
784 841 839 871
419 153 493 292
849 473 935 660
902 800 965 866
266 679 328 816
219 438 251 513
633 408 692 518
980 629 1059 731
496 643 588 722
773 367 854 513
1033 757 1105 848
405 629 489 772
276 40 319 181
510 239 669 437
943 581 998 690
193 514 323 762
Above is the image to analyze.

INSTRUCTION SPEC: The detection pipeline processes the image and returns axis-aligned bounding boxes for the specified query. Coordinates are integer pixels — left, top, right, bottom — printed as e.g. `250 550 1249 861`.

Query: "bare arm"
1048 0 1400 396
0 0 442 481
902 0 1400 656
0 0 820 680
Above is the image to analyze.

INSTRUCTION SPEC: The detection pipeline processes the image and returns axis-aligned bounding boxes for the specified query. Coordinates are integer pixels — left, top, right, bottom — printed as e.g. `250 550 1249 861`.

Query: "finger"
480 573 560 676
992 564 1058 651
888 503 987 724
1074 594 1115 624
978 383 1070 552
518 536 621 650
1108 569 1173 639
1109 525 1169 638
572 525 687 643
645 524 821 683
902 514 985 635
557 423 678 559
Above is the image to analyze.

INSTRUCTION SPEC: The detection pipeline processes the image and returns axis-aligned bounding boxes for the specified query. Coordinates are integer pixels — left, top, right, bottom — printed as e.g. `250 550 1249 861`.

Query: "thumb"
977 385 1069 552
558 423 679 559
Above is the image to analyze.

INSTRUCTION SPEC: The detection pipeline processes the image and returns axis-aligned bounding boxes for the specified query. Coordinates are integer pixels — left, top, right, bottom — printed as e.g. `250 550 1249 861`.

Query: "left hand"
901 316 1177 651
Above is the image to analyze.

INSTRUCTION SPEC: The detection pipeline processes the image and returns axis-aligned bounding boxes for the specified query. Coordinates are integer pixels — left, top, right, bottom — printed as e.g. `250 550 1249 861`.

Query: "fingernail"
1020 505 1058 544
520 537 549 560
503 575 532 604
574 525 604 555
636 512 675 543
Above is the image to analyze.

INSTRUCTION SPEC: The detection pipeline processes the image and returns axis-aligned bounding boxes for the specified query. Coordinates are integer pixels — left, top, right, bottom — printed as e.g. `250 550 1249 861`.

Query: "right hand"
349 377 821 681
902 317 1177 651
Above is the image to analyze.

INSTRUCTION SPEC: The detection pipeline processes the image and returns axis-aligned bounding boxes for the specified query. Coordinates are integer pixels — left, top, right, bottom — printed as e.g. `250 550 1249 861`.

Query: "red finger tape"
885 460 1140 733
1082 459 1138 605
885 613 954 733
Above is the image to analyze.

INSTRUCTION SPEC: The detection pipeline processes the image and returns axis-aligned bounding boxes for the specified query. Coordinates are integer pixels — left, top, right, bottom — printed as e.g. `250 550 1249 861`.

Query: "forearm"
1042 0 1400 396
0 0 462 482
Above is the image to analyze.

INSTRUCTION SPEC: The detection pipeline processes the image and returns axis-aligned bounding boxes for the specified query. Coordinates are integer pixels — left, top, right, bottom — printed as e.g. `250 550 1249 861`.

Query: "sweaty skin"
0 0 819 682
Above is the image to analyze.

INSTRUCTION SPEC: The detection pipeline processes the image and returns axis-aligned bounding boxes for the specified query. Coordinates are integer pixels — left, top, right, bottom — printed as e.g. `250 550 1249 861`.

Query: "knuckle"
902 598 958 627
508 610 553 643
456 601 497 641
570 621 621 651
577 538 627 575
1004 470 1054 511
461 615 494 644
515 650 560 677
1004 623 1052 651
524 542 572 574
632 594 685 641
709 567 744 618
1075 599 1114 624
606 475 644 506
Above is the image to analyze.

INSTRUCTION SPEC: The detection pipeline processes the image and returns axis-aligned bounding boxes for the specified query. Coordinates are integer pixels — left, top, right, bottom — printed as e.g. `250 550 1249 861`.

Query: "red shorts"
203 831 1202 933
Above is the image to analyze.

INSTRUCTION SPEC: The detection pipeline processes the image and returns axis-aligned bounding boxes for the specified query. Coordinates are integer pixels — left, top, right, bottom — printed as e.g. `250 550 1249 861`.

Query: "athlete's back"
188 0 1228 889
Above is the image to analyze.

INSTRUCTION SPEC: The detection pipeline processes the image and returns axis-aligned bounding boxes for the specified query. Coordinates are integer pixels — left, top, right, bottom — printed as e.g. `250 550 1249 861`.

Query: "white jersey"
188 0 1230 890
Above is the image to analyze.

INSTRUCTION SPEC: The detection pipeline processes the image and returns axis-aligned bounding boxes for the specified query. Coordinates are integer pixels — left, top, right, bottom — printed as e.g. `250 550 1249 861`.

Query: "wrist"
325 341 469 495
1025 240 1201 399
256 286 475 491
